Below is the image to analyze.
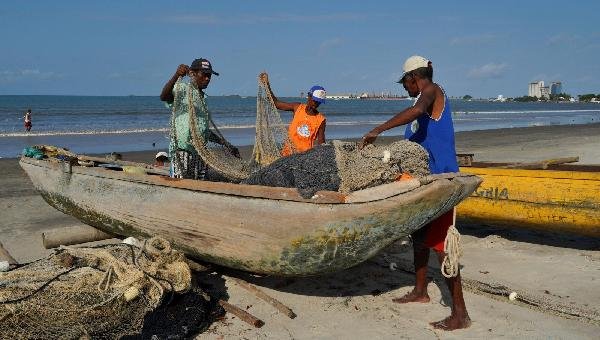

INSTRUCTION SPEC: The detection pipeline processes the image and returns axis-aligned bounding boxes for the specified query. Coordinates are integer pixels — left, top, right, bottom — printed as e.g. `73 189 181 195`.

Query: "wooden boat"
20 155 481 276
456 155 600 237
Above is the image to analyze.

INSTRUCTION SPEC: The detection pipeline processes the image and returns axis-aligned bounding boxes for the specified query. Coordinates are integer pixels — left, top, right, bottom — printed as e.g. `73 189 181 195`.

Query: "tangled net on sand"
0 237 212 339
243 140 431 198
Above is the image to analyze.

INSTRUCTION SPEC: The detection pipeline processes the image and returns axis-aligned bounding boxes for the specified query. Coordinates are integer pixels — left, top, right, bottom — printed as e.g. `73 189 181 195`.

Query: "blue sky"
1 1 598 97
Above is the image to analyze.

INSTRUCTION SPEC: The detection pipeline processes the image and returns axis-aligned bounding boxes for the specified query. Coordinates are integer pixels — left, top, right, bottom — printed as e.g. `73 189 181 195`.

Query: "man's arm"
160 64 189 103
260 72 300 111
315 120 326 145
359 85 436 148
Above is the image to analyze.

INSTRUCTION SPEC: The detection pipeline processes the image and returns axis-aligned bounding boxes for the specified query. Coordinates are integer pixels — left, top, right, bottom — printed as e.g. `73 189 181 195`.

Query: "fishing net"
0 237 211 339
243 140 431 198
252 73 296 165
173 74 293 182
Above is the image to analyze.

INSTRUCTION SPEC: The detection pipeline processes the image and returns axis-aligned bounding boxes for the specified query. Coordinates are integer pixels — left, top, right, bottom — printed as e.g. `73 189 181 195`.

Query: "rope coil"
441 225 463 278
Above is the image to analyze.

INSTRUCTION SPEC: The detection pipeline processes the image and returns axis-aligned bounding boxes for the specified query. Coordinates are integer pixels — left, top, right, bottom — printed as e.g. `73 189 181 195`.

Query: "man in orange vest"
260 73 326 156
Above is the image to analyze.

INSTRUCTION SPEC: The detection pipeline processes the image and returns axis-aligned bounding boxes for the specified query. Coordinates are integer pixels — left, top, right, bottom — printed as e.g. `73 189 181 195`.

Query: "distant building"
550 82 562 95
528 81 543 97
328 94 353 100
528 80 551 99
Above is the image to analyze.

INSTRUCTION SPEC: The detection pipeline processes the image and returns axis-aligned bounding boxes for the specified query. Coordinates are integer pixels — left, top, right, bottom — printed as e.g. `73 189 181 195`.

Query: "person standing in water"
260 72 327 156
23 109 32 132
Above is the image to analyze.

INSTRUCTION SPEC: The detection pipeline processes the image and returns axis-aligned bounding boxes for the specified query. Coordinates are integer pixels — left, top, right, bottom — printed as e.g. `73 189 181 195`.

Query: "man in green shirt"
160 58 238 179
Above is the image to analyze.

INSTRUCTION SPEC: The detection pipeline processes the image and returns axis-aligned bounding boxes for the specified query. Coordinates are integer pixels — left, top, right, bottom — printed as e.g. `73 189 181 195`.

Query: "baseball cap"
155 151 168 160
308 85 326 103
190 58 219 76
398 55 430 83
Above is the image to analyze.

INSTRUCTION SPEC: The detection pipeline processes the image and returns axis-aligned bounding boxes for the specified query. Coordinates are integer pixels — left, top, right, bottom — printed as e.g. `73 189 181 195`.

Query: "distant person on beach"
160 58 239 179
23 109 32 132
360 56 470 331
260 72 327 156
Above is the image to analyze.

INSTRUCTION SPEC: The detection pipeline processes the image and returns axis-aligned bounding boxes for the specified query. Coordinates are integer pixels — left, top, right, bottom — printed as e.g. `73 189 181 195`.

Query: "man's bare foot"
392 290 430 304
430 314 471 331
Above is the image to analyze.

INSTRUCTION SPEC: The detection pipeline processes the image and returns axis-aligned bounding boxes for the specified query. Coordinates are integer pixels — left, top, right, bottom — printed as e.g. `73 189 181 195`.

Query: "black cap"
190 58 219 76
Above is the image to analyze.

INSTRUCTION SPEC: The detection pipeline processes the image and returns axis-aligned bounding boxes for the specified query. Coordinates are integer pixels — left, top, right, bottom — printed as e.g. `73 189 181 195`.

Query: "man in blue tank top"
360 56 470 330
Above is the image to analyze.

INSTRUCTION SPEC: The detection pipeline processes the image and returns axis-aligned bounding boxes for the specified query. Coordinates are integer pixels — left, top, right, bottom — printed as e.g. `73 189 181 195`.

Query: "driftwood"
229 277 297 319
496 157 579 170
0 241 17 265
42 225 116 249
218 300 264 328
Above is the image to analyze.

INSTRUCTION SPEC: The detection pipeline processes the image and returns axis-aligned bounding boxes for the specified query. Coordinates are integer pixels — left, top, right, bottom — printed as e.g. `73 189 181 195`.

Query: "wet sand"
1 124 599 339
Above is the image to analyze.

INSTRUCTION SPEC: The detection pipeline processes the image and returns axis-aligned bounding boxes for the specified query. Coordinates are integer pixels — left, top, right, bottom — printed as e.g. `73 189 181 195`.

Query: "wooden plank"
229 277 297 319
219 300 265 328
77 155 170 176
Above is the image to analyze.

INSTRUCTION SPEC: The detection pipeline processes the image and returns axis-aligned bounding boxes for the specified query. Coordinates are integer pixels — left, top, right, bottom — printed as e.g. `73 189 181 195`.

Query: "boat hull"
20 157 481 276
457 166 600 237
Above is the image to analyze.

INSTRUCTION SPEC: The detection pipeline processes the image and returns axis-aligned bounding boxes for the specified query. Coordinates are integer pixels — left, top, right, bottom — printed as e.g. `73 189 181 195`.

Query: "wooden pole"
229 277 297 319
0 241 17 266
77 155 170 176
500 156 579 170
42 225 116 249
218 300 264 328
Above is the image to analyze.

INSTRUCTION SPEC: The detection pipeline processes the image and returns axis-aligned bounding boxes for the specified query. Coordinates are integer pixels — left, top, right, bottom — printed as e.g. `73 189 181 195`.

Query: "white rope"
441 209 463 278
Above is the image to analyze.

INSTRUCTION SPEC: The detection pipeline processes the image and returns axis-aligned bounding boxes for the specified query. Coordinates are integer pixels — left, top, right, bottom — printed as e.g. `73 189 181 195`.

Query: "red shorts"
25 122 32 128
417 208 456 252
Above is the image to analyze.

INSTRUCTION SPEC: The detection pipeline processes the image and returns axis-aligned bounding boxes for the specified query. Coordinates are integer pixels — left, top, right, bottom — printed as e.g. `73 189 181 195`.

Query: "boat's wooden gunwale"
21 157 476 205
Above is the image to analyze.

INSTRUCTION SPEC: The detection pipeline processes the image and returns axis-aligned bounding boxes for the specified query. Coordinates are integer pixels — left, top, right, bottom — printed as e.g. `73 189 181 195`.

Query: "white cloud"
318 38 345 55
0 69 62 82
467 63 508 79
547 33 581 46
160 14 220 24
450 34 498 46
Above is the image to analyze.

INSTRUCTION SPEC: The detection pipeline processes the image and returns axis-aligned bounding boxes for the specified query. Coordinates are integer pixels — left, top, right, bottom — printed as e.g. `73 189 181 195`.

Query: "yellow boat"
456 155 600 237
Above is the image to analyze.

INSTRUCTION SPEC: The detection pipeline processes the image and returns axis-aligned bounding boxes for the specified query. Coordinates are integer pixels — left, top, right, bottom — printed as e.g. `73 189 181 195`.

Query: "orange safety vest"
282 104 326 156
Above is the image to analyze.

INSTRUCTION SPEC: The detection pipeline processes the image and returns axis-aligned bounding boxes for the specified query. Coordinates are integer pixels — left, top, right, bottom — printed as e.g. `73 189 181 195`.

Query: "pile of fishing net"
0 237 213 339
243 140 431 198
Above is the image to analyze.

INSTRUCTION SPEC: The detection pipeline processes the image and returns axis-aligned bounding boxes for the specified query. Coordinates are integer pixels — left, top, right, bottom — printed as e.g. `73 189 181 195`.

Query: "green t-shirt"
166 80 210 154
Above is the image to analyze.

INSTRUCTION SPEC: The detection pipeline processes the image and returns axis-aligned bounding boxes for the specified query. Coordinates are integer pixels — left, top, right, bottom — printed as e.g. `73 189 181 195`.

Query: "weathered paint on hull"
20 157 480 276
457 166 600 237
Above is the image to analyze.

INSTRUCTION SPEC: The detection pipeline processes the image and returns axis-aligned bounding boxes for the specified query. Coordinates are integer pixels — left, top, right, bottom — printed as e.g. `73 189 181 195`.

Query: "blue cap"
308 85 326 103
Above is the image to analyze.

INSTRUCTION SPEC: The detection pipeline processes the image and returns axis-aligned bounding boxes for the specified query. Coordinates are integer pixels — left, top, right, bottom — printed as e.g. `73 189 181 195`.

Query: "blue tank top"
404 87 459 174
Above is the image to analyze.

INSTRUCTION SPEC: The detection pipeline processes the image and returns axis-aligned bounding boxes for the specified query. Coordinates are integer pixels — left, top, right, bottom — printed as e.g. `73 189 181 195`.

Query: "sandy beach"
2 124 599 339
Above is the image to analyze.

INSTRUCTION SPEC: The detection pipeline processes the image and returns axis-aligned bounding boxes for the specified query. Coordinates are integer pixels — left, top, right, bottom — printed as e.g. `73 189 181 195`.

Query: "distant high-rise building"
550 82 562 95
528 81 544 97
529 80 563 98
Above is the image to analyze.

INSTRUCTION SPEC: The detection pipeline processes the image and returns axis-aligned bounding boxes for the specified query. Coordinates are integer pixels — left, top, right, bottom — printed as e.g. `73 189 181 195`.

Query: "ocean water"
1 95 599 158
